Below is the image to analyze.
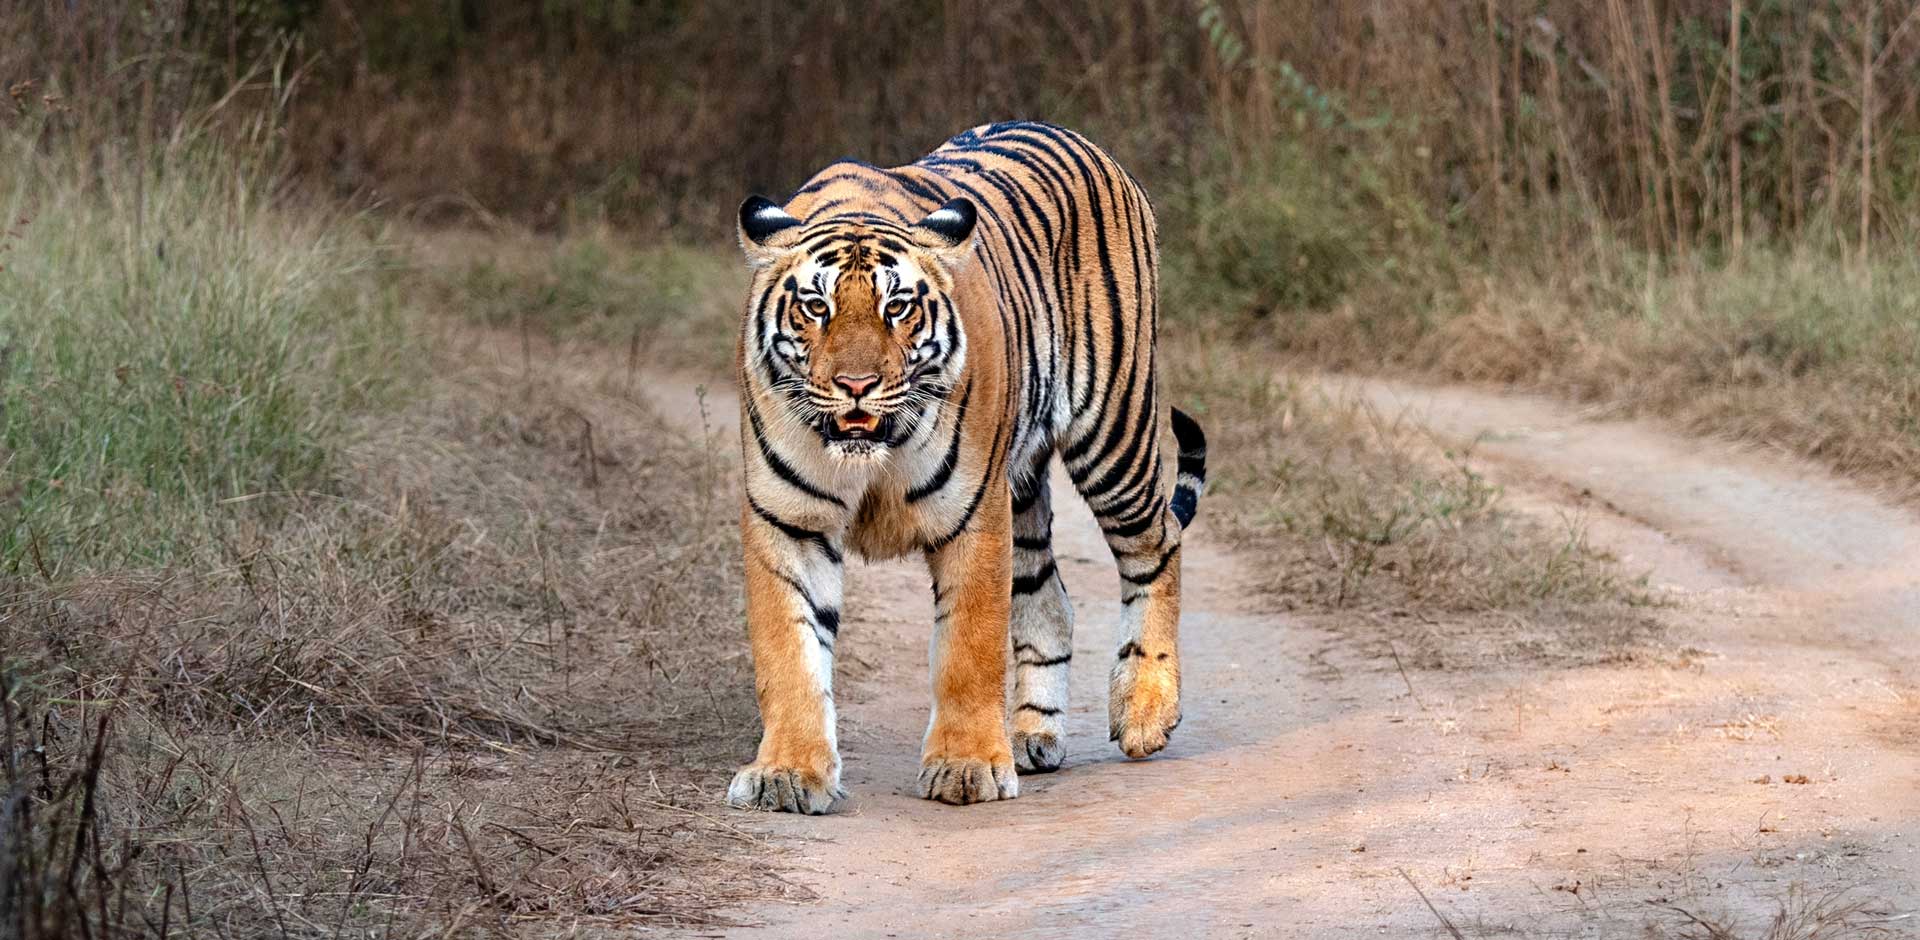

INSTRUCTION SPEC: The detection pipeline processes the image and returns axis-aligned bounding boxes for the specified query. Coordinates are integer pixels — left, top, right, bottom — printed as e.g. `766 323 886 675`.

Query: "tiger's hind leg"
1009 451 1073 773
1070 449 1184 760
1104 522 1182 759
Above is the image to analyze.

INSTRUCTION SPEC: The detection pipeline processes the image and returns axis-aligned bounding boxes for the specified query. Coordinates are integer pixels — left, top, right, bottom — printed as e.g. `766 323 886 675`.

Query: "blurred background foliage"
10 0 1917 260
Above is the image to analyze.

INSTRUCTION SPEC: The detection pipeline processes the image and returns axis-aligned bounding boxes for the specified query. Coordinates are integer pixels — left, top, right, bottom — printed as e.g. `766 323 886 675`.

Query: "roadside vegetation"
1157 2 1920 503
406 228 740 374
0 120 404 570
1 111 768 935
1165 337 1665 669
1357 248 1920 502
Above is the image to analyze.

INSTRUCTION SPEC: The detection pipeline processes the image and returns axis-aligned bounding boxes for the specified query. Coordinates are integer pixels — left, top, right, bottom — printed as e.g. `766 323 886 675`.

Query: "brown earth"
637 374 1920 939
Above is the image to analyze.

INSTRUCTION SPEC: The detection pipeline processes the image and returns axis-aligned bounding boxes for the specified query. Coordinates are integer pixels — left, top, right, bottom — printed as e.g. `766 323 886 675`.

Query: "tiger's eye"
806 299 829 317
886 300 908 319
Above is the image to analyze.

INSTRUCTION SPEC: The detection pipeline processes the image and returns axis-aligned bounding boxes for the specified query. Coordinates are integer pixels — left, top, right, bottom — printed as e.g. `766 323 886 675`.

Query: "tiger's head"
736 195 978 461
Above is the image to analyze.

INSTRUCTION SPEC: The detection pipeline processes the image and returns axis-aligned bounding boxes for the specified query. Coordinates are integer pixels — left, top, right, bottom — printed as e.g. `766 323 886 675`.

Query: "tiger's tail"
1168 407 1208 529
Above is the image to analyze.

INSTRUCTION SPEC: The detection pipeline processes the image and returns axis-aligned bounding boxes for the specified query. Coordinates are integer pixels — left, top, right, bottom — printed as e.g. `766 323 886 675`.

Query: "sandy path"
643 375 1920 938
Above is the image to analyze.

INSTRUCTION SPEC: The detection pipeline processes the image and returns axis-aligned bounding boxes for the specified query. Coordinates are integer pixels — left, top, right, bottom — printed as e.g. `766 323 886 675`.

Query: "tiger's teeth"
836 412 880 433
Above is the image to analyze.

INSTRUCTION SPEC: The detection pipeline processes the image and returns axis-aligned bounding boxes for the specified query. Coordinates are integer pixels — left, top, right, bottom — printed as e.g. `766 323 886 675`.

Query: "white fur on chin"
825 439 891 464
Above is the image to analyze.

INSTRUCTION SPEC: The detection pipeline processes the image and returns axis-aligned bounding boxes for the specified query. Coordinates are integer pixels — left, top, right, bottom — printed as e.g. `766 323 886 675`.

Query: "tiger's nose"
833 373 881 398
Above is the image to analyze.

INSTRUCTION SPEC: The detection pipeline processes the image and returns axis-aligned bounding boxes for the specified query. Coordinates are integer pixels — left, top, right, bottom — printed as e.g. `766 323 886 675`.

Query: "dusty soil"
641 375 1920 939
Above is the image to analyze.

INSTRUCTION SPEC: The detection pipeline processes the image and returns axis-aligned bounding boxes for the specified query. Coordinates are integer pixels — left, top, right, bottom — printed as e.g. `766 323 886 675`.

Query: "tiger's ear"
738 195 804 267
909 198 977 261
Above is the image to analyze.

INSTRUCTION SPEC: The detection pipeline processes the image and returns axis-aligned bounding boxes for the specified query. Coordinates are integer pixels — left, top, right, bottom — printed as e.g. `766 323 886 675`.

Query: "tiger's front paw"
1110 651 1181 759
916 755 1018 805
727 763 845 815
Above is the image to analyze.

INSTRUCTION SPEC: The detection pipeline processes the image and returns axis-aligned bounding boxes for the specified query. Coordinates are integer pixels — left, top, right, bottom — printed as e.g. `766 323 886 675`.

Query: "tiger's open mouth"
822 409 895 443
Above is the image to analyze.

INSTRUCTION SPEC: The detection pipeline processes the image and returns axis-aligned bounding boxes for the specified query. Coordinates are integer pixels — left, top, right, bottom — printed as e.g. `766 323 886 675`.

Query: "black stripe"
989 131 1087 410
787 164 881 200
1170 408 1207 527
1017 704 1063 716
1171 485 1199 529
1121 544 1178 586
912 170 1051 393
1011 561 1057 596
926 404 1009 551
982 128 1099 425
927 460 994 550
1101 504 1160 540
769 567 840 648
748 494 843 564
1063 345 1138 470
1096 454 1163 522
1016 652 1072 667
1013 534 1052 550
1020 123 1123 416
803 197 852 219
1172 407 1208 476
888 168 950 207
960 166 1053 415
1079 395 1157 506
747 397 845 507
906 381 973 502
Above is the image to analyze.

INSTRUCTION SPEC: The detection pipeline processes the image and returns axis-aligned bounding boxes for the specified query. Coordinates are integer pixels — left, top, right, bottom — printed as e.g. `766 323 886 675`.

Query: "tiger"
726 121 1208 814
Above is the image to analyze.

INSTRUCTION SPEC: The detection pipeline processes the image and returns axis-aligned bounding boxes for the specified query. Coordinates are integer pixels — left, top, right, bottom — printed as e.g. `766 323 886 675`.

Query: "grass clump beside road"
1226 232 1920 505
4 347 781 933
1 132 773 934
1420 245 1920 502
409 227 741 374
0 129 407 571
1168 338 1664 670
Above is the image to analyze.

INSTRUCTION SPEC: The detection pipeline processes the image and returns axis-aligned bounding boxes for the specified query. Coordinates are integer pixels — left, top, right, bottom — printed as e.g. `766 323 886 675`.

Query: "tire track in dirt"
641 374 1920 939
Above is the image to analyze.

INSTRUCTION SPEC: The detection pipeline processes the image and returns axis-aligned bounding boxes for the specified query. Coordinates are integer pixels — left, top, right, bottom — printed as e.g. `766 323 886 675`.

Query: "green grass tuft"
411 229 740 372
0 131 406 572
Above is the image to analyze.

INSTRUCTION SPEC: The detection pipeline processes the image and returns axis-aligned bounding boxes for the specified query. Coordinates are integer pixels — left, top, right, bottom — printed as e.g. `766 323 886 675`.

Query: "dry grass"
15 2 1916 511
1166 335 1665 670
3 328 785 936
1649 887 1907 940
1428 249 1920 504
405 227 740 375
1254 242 1920 505
18 2 1915 250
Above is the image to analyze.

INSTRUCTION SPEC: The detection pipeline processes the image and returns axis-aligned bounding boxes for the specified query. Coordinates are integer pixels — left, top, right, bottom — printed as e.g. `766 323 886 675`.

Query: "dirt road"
646 376 1920 938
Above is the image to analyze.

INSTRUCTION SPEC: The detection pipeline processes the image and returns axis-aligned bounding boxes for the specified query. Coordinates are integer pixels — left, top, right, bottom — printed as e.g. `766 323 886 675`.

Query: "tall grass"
15 2 1913 250
1419 241 1920 496
412 228 740 372
0 125 763 936
0 121 403 571
1165 337 1663 669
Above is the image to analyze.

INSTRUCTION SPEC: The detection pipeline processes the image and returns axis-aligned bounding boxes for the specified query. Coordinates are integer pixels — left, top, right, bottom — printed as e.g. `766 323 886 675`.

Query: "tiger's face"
737 197 978 461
